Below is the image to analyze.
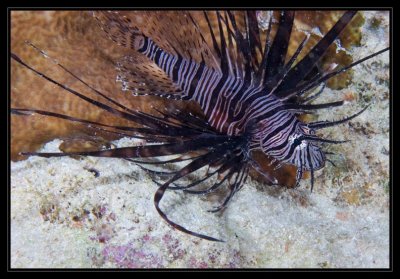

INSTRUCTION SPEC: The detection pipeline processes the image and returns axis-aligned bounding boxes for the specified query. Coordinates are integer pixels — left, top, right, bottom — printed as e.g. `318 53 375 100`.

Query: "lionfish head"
258 122 326 173
284 124 326 171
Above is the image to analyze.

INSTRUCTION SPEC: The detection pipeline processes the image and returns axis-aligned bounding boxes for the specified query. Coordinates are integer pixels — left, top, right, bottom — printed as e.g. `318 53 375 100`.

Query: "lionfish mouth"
11 10 389 242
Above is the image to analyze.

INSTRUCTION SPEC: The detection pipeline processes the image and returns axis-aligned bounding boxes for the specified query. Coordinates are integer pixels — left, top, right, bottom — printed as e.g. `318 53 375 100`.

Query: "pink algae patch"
102 244 164 268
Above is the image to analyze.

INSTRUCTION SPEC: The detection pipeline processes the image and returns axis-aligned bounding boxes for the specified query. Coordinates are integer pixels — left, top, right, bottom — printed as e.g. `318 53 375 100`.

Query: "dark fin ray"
222 12 239 77
184 12 222 70
128 154 202 165
285 100 344 111
266 33 310 93
92 12 194 95
216 11 229 75
170 152 238 190
302 83 326 103
11 108 147 139
310 167 315 193
154 146 236 242
274 46 389 100
170 168 219 191
208 163 248 213
13 47 190 136
184 166 236 195
24 41 138 115
182 150 244 193
277 73 322 101
187 154 243 196
227 11 252 82
257 11 274 82
308 105 369 130
203 11 222 60
306 144 315 193
21 134 229 159
264 11 295 80
10 53 206 138
304 47 390 94
10 108 197 142
149 156 227 191
136 164 178 177
153 107 214 133
94 11 201 66
11 53 150 128
302 136 349 144
153 135 247 241
245 11 262 69
326 159 337 167
275 11 357 95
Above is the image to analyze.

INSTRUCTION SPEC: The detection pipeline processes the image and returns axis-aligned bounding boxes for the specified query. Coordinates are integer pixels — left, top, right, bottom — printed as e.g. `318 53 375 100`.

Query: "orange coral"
10 11 368 187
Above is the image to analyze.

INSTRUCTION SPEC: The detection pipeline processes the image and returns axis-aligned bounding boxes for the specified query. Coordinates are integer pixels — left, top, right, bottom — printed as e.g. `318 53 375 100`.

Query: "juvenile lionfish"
11 11 389 242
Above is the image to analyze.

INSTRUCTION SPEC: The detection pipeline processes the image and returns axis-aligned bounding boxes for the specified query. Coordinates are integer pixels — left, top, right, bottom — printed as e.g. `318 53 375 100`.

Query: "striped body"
137 36 320 170
11 10 387 242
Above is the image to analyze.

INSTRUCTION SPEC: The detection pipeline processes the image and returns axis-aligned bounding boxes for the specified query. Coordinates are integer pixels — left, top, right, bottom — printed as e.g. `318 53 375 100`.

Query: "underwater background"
10 10 389 268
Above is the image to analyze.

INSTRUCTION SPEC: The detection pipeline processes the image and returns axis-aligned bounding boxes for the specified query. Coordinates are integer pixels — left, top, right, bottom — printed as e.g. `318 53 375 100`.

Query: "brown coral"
11 11 196 161
10 11 371 187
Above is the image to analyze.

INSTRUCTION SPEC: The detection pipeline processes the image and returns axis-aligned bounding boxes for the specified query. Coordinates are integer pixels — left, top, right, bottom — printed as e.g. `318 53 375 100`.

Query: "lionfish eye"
289 134 304 147
293 137 303 147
